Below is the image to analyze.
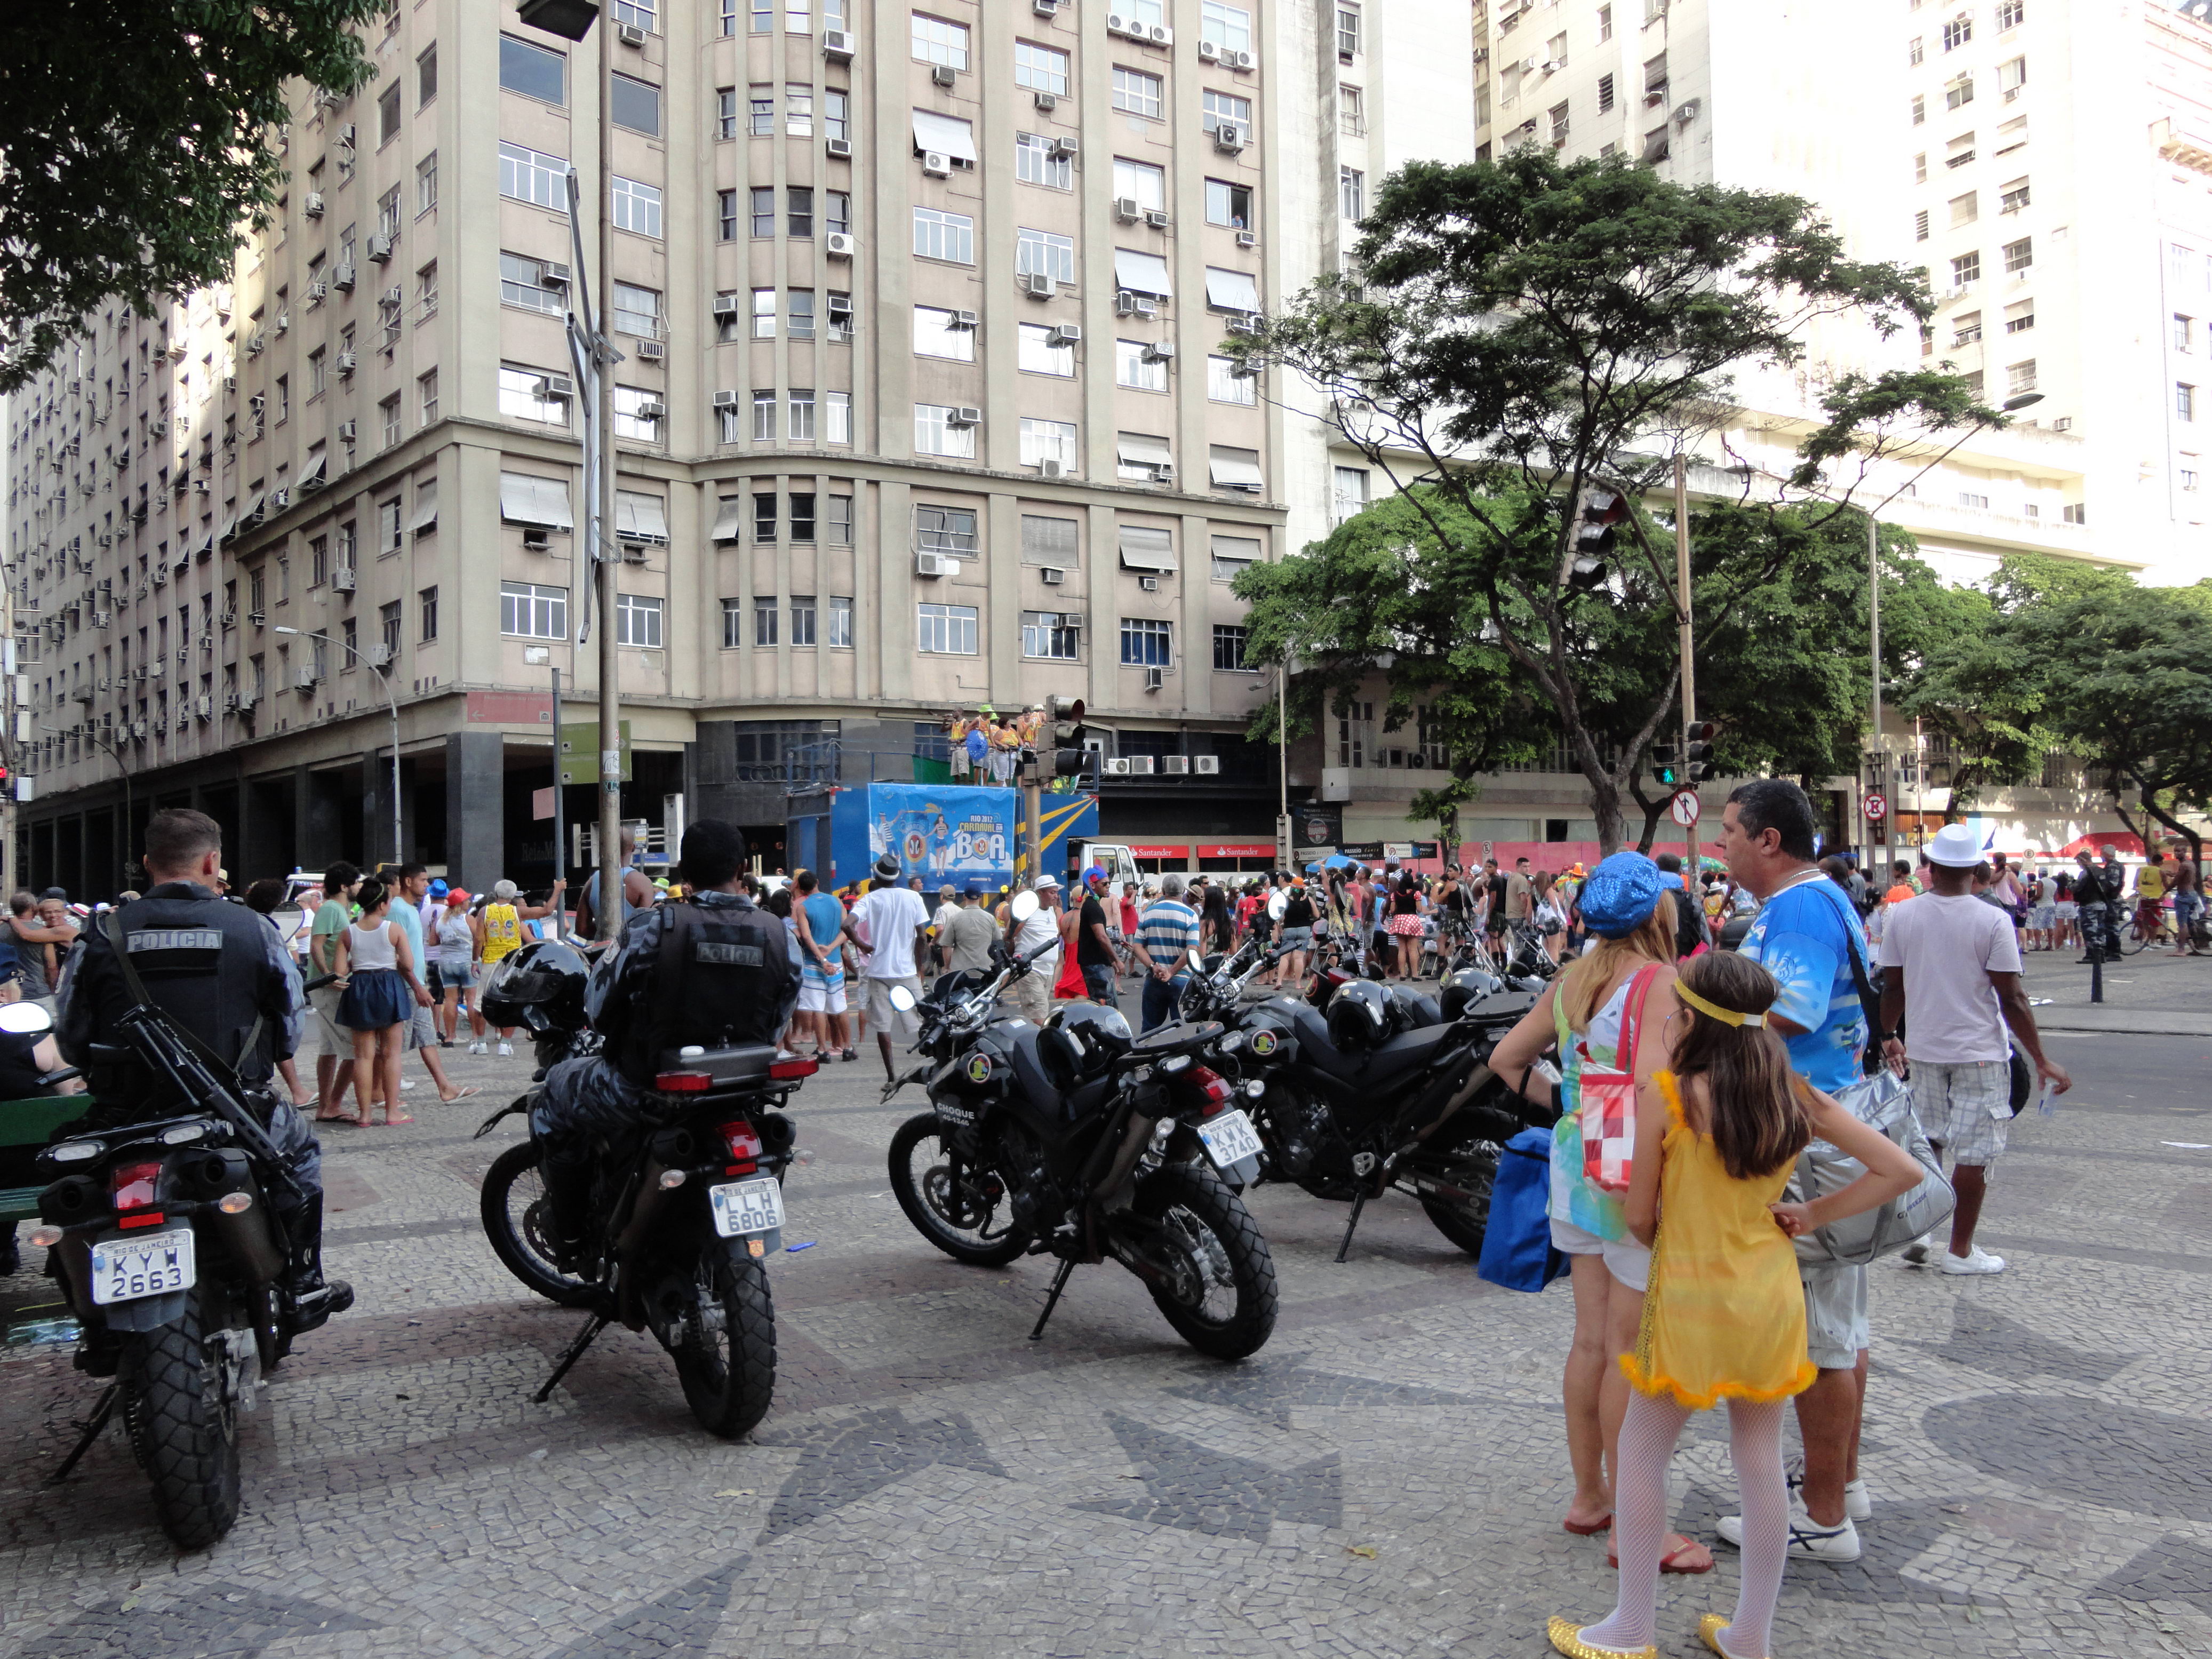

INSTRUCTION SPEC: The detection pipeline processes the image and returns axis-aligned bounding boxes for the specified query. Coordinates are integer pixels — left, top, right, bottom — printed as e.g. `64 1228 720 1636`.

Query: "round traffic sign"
1863 793 1889 821
1668 789 1701 827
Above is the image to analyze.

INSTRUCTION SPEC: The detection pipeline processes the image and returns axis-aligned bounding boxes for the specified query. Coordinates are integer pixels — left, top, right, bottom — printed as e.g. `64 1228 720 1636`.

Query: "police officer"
534 819 798 1261
55 808 352 1329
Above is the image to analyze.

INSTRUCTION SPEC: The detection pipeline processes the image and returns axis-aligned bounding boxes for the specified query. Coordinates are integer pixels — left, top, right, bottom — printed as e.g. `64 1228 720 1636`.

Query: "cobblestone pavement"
1 1010 2208 1658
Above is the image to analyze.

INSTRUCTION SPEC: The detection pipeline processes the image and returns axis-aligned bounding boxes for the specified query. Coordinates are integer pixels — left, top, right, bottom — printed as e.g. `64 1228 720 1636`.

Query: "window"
1019 418 1076 466
1912 95 1926 126
379 393 401 448
1022 514 1079 567
1120 618 1172 667
717 190 739 240
1997 113 2029 154
1022 612 1081 660
787 492 817 543
716 86 739 139
721 599 745 648
1117 432 1172 481
379 600 403 660
408 151 437 223
789 595 818 647
1642 126 1669 163
499 252 562 313
1339 166 1364 221
2006 360 2038 396
750 0 770 29
913 13 969 68
2182 465 2201 492
499 364 569 423
1958 490 1990 510
2177 315 2195 353
308 346 328 396
1201 2 1253 53
1944 16 1971 49
376 494 402 554
1208 354 1255 405
1015 132 1072 188
1998 55 2026 98
612 74 661 135
378 183 404 240
1915 210 1930 242
786 84 813 137
1203 89 1252 141
2181 383 2197 422
825 191 851 236
613 385 663 441
916 504 979 554
749 84 776 135
788 389 816 441
914 305 976 361
2006 299 2036 334
1212 624 1252 672
917 603 978 654
418 586 438 643
1211 535 1259 583
1018 323 1075 376
1016 40 1069 95
2003 236 2033 274
1209 445 1263 493
754 595 779 646
914 207 975 262
1951 192 1978 228
750 187 777 237
500 580 567 639
1946 76 1974 110
753 389 777 440
418 43 437 105
817 594 850 648
1598 73 1616 113
614 282 662 338
1113 67 1163 119
617 0 658 28
787 291 816 339
617 593 665 648
499 142 565 209
1205 179 1253 230
1598 4 1614 42
1332 465 1369 524
825 90 849 141
826 391 852 445
1999 177 2030 214
1909 36 1924 65
1017 226 1076 284
1340 85 1365 137
1998 0 2024 24
752 490 780 542
1952 310 1983 345
1113 158 1167 211
1950 251 1981 290
499 35 565 104
612 177 662 237
1337 3 1361 58
915 404 976 458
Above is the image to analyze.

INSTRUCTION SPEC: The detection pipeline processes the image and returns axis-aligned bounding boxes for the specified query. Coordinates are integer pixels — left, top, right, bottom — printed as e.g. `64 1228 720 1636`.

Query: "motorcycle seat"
1063 1074 1114 1124
1316 1023 1461 1084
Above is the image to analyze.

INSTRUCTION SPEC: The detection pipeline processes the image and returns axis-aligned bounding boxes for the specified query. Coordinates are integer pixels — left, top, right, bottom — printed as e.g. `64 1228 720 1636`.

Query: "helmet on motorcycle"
1439 967 1505 1023
1325 977 1390 1053
1049 1002 1133 1078
478 938 592 1032
1035 1025 1087 1095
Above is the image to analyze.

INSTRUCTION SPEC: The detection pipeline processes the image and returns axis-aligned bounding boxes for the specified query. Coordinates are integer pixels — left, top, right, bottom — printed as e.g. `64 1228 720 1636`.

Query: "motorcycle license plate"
89 1229 196 1305
1195 1108 1263 1169
708 1176 786 1239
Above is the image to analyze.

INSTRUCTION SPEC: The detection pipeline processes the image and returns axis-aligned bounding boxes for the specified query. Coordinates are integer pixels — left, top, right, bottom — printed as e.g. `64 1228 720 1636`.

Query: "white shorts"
1802 1264 1869 1370
1549 1216 1651 1293
864 975 922 1044
796 978 848 1015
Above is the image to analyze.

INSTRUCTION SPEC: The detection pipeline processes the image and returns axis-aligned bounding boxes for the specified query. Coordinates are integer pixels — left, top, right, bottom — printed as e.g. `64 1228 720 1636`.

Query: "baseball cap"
964 877 991 896
874 855 901 881
1926 823 1986 868
445 888 470 906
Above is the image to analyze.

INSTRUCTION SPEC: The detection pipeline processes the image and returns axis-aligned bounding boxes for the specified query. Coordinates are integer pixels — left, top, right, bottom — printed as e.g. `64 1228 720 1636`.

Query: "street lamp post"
275 626 402 868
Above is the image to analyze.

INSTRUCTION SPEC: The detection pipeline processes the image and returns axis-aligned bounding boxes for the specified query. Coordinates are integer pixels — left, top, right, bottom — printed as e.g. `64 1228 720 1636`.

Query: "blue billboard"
824 784 1097 889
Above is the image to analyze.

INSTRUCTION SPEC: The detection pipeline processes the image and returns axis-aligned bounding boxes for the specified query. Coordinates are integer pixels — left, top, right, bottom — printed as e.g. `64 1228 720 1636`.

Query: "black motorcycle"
1180 940 1550 1261
882 894 1277 1360
472 938 812 1439
22 989 349 1549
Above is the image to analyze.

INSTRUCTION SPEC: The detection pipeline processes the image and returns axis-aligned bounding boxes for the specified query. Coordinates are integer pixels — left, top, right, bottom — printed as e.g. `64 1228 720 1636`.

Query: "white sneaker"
468 1040 486 1055
1898 1235 1934 1266
399 1079 417 1091
497 1041 514 1057
1716 1502 1861 1562
1844 1478 1874 1523
1941 1243 2007 1274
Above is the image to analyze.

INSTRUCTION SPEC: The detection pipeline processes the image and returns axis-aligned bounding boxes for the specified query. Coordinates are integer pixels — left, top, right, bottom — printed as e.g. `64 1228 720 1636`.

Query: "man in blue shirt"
1130 874 1202 1033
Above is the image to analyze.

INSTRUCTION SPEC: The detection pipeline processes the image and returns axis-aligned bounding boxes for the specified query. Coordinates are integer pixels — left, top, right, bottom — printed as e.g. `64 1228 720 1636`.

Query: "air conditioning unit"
331 567 356 593
1129 755 1156 775
1198 40 1223 62
522 528 552 552
712 295 743 320
92 610 111 628
1104 756 1132 776
268 487 289 511
1115 290 1157 317
368 233 393 263
380 284 403 307
931 63 957 87
635 400 667 420
922 150 952 177
617 21 646 45
1674 99 1701 123
1033 91 1058 113
306 280 328 304
1040 565 1067 584
915 551 955 577
1048 323 1083 346
537 374 574 399
825 232 856 258
222 690 240 712
365 643 394 667
293 668 317 691
246 334 265 356
1115 196 1144 222
1106 11 1132 34
336 123 356 148
615 540 650 565
132 720 149 738
332 263 356 291
305 192 324 217
1542 58 1565 73
1033 0 1059 14
1236 230 1258 249
195 695 212 721
1153 463 1175 484
70 684 93 703
948 405 981 426
1225 315 1263 336
1211 122 1247 154
636 338 666 360
1051 138 1080 161
1149 24 1173 45
223 374 237 393
949 309 979 330
1143 666 1164 691
1193 754 1220 775
274 313 289 335
1161 754 1190 775
1138 575 1161 592
712 389 743 408
826 137 853 158
1141 339 1175 362
1021 272 1058 299
338 418 357 440
1146 209 1171 229
248 609 267 626
540 261 571 287
1231 49 1255 70
822 29 856 59
1039 458 1071 480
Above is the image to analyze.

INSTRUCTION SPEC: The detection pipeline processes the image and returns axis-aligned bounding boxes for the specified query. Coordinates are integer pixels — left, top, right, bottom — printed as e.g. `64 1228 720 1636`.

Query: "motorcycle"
22 987 350 1549
472 938 813 1439
1180 939 1552 1262
882 891 1278 1360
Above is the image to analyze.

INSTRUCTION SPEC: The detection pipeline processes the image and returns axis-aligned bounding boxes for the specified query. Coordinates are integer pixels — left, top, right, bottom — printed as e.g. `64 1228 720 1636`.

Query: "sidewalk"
2016 944 2212 1035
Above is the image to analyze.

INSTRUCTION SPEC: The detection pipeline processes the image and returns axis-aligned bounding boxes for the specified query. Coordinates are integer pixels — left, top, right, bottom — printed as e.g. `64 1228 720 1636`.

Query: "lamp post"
44 723 132 894
275 626 402 868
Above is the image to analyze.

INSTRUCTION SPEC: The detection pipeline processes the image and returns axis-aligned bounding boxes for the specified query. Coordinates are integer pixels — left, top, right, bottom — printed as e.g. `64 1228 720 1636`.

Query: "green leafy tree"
1234 150 1992 853
0 1 381 391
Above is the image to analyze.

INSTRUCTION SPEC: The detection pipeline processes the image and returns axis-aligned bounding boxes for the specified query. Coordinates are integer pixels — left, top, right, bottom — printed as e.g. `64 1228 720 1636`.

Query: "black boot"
283 1194 355 1333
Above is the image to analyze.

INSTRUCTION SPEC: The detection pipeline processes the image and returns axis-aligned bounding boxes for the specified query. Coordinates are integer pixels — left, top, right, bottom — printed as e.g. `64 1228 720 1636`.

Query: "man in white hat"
1877 820 2071 1275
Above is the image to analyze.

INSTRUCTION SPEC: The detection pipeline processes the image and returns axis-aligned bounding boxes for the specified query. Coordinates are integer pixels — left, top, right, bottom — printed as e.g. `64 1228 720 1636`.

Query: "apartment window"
914 305 976 361
2007 360 2038 396
753 490 780 542
1022 514 1079 567
788 389 817 441
1120 617 1172 667
2177 315 2195 353
753 389 777 440
372 495 401 555
499 142 565 209
1997 113 2029 154
1950 251 1981 290
1023 612 1081 661
1201 2 1253 53
827 594 853 647
1945 17 1971 50
500 580 567 639
782 290 813 340
916 504 979 555
826 391 852 445
1113 67 1164 119
1212 624 1252 672
500 253 563 313
1998 0 2024 26
1963 370 1984 394
1332 465 1369 523
1015 132 1072 188
784 492 816 543
616 0 658 29
1203 354 1255 405
786 84 813 137
1642 126 1669 163
825 90 849 142
1915 210 1930 242
499 35 565 104
720 599 744 648
1958 490 1990 510
752 187 777 236
1339 86 1365 137
416 152 438 216
1117 339 1167 392
917 603 978 654
310 535 329 588
499 365 569 424
750 84 776 135
418 43 437 105
912 13 970 70
717 190 739 240
612 177 662 237
1114 158 1167 211
914 207 975 263
1017 227 1077 284
612 74 661 135
1205 179 1253 230
717 87 739 139
1998 55 2026 99
1016 40 1069 95
750 0 770 29
1952 311 1983 345
789 595 818 647
1946 76 1974 110
614 282 662 338
754 595 779 646
378 601 403 660
617 593 665 649
915 404 975 458
1951 192 1978 228
418 586 438 642
1912 95 1926 126
2003 236 2033 274
613 385 664 442
1909 36 1924 65
1210 445 1263 494
1210 535 1259 582
2180 383 2197 422
1019 418 1076 467
1999 177 2030 214
1339 166 1365 221
1597 73 1615 114
1203 89 1252 141
1337 4 1361 58
1598 4 1614 42
1018 323 1075 377
378 393 400 448
2006 299 2036 334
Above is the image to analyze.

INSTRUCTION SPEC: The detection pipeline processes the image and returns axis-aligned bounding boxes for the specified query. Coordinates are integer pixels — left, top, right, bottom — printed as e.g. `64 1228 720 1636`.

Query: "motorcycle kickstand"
48 1383 119 1485
534 1313 611 1403
1029 1256 1077 1341
1333 1189 1371 1264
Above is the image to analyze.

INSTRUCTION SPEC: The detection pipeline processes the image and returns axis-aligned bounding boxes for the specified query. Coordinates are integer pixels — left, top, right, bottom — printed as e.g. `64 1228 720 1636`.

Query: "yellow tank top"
481 903 522 962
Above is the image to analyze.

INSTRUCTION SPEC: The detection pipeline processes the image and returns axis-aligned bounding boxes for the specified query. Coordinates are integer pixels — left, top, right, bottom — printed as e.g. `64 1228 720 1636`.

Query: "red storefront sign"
1199 843 1276 859
1125 844 1190 859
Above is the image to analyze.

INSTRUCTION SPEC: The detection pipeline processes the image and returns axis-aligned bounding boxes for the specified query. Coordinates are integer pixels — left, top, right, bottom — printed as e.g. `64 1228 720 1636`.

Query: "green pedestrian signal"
1650 743 1679 786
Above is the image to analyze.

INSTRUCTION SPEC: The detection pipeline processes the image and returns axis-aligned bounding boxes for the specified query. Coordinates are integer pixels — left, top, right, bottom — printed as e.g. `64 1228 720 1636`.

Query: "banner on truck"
827 783 1098 888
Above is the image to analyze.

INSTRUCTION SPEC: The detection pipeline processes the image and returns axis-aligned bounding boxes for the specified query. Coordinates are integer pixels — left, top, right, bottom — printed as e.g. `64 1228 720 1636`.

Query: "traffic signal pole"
1673 457 1696 869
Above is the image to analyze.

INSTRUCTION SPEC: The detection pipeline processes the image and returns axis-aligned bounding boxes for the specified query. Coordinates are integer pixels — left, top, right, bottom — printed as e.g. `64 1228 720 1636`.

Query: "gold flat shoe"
1699 1613 1768 1659
1547 1615 1657 1659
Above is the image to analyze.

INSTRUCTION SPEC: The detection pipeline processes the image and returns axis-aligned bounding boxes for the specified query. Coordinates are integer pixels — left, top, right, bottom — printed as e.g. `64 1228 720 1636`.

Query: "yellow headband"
1676 982 1767 1028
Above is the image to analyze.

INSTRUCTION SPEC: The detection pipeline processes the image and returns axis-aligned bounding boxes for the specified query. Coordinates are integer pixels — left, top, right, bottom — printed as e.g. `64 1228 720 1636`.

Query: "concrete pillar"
445 730 505 895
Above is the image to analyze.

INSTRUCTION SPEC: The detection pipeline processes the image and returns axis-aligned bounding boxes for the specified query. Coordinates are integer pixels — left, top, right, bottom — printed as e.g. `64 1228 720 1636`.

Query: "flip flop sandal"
386 1113 417 1126
1562 1513 1614 1536
1609 1535 1715 1575
441 1086 483 1102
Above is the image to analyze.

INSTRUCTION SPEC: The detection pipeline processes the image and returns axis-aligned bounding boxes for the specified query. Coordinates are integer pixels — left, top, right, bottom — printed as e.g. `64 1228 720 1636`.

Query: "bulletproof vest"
101 888 282 1082
613 899 793 1084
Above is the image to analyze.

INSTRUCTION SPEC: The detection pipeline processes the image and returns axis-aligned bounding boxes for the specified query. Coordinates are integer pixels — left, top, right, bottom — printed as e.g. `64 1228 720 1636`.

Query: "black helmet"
478 938 592 1032
1048 1002 1132 1078
1439 967 1505 1023
1035 1024 1087 1095
1326 977 1390 1053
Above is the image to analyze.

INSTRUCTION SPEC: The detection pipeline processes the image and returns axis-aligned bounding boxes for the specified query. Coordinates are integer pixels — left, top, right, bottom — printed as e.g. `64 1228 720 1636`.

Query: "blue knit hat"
1580 852 1664 938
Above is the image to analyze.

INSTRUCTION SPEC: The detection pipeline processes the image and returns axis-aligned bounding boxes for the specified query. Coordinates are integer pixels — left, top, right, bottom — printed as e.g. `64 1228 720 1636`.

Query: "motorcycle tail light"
110 1160 162 1213
1186 1066 1233 1116
656 1071 713 1092
720 1120 763 1177
768 1056 818 1081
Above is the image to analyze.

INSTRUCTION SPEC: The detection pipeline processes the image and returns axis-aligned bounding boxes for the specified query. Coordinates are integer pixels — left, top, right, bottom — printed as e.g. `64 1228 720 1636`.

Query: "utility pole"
1867 512 1882 873
549 663 565 939
592 14 622 941
1673 456 1696 871
1275 664 1290 872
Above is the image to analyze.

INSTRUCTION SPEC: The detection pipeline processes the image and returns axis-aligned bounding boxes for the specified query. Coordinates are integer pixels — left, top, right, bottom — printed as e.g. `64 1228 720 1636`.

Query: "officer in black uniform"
55 808 351 1328
534 818 799 1258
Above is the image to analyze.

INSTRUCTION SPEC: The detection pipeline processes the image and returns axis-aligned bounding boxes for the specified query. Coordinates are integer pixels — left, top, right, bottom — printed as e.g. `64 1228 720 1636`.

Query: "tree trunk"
1586 770 1627 858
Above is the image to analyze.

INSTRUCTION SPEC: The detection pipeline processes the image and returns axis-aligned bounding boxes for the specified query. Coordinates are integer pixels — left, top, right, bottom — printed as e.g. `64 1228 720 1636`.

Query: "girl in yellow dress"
1550 951 1921 1659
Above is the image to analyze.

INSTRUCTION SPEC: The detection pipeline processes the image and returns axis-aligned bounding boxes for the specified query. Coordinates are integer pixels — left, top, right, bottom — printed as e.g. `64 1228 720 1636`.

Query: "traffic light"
1649 743 1679 786
1048 695 1090 779
1683 721 1715 783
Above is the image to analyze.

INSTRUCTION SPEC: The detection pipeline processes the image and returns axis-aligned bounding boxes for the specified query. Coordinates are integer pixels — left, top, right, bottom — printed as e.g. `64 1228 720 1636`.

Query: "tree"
0 2 381 392
1234 149 1992 854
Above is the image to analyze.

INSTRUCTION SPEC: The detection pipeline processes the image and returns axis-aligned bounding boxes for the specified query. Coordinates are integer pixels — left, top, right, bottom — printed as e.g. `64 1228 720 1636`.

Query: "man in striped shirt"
1130 874 1203 1034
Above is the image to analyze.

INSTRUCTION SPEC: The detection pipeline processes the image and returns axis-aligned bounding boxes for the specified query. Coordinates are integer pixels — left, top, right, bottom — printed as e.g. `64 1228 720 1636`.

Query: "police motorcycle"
882 891 1278 1360
1180 939 1550 1262
472 938 812 1439
20 974 350 1549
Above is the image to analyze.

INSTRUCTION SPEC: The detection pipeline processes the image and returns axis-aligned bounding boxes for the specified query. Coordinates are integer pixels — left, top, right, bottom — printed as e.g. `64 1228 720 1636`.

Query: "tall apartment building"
1 0 1409 896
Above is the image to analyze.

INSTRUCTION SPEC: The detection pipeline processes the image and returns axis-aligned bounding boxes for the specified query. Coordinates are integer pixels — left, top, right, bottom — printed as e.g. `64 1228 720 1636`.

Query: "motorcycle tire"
669 1246 777 1440
119 1282 243 1550
480 1141 597 1310
1413 1133 1501 1258
1132 1162 1277 1361
889 1112 1031 1267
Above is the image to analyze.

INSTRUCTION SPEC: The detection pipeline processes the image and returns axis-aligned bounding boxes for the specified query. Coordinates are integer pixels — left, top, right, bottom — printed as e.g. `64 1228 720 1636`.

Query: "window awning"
709 495 746 543
1114 249 1174 298
214 516 237 547
912 109 977 164
410 478 438 533
236 494 266 530
1211 535 1261 565
193 533 214 561
1117 524 1178 572
499 472 574 530
1204 267 1263 314
296 450 328 492
1117 434 1174 470
1209 450 1265 490
616 490 669 544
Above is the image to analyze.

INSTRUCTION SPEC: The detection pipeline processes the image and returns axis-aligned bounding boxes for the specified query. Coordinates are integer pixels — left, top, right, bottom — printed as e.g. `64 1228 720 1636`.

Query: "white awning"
912 109 978 164
616 490 669 544
410 477 438 533
1209 449 1266 490
1211 535 1261 569
1117 434 1175 470
296 450 328 492
1114 249 1174 298
1117 524 1178 572
1204 267 1263 313
709 495 746 543
236 494 266 529
214 516 237 547
499 472 574 530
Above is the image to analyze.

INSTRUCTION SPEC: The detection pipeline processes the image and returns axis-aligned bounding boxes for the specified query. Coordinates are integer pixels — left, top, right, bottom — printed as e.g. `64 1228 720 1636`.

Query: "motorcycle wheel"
119 1282 242 1550
1132 1162 1277 1361
480 1141 597 1309
668 1247 777 1439
1414 1132 1501 1258
889 1113 1031 1267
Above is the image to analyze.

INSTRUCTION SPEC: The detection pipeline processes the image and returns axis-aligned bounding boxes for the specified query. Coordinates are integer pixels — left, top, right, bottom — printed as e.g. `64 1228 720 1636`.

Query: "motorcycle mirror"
1010 890 1040 923
887 983 919 1012
271 900 305 933
1267 892 1287 921
0 1002 52 1036
1188 947 1207 971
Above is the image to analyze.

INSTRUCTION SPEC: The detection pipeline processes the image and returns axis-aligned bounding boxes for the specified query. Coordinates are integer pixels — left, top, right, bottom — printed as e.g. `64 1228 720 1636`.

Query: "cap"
1082 865 1107 883
964 877 991 896
1579 852 1663 939
1033 872 1061 890
874 855 901 881
445 888 470 905
1926 823 1986 868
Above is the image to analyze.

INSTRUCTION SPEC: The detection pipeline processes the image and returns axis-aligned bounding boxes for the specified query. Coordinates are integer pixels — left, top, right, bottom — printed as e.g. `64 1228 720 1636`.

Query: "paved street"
1 986 2208 1659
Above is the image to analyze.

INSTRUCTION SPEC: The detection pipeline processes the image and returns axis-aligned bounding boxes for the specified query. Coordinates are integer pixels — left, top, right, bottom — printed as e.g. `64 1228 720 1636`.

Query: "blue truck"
788 783 1100 891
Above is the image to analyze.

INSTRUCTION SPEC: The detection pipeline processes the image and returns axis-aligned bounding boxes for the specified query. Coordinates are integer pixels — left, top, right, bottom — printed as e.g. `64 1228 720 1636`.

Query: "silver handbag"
1787 1068 1956 1267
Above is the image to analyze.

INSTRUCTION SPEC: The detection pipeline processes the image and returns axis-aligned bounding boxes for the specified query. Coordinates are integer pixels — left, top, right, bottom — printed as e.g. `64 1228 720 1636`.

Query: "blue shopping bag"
1477 1127 1571 1293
